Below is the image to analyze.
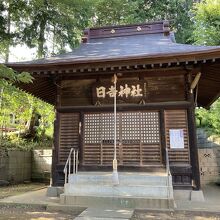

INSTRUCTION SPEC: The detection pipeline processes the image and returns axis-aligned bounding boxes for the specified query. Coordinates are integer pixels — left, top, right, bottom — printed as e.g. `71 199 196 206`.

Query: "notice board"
169 129 184 149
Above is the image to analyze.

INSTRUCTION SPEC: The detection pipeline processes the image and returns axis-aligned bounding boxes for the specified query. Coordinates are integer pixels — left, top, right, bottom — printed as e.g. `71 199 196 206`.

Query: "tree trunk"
0 87 4 143
37 0 48 58
5 2 11 63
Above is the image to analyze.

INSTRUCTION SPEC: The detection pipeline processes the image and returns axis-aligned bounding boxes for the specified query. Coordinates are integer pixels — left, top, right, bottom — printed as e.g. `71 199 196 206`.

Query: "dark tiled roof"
8 33 220 65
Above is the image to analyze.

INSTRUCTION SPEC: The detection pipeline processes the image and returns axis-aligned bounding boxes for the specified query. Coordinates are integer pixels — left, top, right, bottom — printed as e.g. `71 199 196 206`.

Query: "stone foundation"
197 128 220 186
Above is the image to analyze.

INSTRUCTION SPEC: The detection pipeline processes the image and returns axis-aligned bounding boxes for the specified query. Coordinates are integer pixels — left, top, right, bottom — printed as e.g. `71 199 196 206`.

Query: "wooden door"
83 111 162 166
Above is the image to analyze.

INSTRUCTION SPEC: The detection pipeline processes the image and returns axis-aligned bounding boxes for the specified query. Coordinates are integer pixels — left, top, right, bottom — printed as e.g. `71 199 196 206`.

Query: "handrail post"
63 148 74 184
69 154 71 176
73 149 76 174
76 150 78 174
165 147 173 205
64 168 67 184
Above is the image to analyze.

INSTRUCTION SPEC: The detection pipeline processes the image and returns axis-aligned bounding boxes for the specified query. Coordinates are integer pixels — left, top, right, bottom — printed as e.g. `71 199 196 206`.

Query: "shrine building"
7 21 220 208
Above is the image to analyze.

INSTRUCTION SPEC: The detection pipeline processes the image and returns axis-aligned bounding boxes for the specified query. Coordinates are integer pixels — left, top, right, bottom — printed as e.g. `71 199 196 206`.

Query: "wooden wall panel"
144 75 186 102
60 74 186 106
164 110 190 164
61 79 95 106
58 113 79 164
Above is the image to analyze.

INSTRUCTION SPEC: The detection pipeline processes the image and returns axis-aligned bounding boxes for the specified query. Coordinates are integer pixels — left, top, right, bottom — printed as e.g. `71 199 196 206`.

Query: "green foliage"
133 0 194 43
0 136 53 151
92 0 137 26
196 99 220 134
91 0 194 44
0 84 55 140
0 0 29 62
18 0 92 58
0 0 196 61
192 0 220 45
0 64 34 83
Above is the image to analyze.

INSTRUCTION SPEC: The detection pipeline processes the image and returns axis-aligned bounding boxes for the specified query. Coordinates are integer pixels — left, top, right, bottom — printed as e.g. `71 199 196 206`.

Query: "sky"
9 45 36 62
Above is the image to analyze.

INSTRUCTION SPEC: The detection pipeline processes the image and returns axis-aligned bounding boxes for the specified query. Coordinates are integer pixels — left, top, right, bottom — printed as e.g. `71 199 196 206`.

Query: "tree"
20 0 92 58
91 0 194 44
192 0 220 45
92 0 137 26
0 0 28 62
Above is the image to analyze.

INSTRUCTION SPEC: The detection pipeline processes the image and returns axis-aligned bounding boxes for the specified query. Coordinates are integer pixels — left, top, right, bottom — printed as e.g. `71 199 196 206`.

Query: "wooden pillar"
52 111 60 186
187 106 201 190
186 71 201 190
52 77 61 186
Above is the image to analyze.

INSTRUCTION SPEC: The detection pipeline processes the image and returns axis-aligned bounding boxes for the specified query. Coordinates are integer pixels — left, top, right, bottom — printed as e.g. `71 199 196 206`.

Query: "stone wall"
32 149 52 183
197 128 220 186
0 149 52 184
0 149 9 182
0 150 31 183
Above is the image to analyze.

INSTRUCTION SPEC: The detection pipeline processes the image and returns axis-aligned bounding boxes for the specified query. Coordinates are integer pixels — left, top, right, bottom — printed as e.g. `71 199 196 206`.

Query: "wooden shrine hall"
7 21 220 202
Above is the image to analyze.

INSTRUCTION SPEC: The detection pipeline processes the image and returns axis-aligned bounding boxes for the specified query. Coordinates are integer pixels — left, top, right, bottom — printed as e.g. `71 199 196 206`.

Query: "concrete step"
60 194 174 210
64 183 172 198
75 207 134 220
68 172 168 186
62 172 174 210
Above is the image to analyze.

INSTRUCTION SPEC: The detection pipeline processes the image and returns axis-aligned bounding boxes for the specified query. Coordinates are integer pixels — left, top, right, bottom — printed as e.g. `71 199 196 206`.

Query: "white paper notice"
169 129 184 149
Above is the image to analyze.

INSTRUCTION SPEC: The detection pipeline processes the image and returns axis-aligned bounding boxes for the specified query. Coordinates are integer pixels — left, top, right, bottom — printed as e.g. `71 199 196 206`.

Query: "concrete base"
190 190 205 202
60 194 174 210
174 190 205 202
46 186 64 197
174 190 191 200
62 172 174 210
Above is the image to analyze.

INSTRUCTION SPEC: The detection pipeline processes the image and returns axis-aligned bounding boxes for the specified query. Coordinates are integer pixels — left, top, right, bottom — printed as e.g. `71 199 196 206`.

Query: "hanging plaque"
92 80 148 105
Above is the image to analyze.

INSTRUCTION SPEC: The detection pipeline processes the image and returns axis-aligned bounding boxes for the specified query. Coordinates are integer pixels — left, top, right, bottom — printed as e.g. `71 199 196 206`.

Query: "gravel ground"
0 183 47 199
0 204 80 220
0 206 220 220
132 210 220 220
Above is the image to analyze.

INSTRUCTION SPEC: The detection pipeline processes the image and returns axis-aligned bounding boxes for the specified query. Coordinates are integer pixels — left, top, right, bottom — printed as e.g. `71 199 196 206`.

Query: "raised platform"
60 172 174 210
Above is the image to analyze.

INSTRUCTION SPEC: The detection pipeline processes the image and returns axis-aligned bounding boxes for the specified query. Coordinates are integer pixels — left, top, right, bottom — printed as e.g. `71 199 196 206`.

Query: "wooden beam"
56 101 191 113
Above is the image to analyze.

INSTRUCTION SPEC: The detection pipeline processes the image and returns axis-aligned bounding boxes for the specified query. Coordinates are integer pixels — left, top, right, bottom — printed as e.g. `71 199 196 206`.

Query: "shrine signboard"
92 80 148 105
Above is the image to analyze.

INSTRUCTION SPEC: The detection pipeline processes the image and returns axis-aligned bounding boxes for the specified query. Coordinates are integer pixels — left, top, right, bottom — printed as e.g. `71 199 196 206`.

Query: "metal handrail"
165 147 171 176
165 147 172 202
63 148 78 184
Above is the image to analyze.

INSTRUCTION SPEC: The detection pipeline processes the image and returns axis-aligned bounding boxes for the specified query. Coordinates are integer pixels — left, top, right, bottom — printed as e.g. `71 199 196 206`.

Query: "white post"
69 154 71 176
73 150 76 174
64 168 67 184
76 150 79 174
112 74 119 185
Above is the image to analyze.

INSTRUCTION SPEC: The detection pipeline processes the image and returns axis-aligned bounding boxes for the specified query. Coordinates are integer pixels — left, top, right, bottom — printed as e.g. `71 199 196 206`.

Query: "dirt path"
0 206 220 220
0 204 79 220
132 210 220 220
0 183 47 199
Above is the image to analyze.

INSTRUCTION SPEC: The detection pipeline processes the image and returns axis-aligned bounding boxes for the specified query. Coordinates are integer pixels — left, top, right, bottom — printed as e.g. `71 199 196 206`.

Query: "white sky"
9 45 36 62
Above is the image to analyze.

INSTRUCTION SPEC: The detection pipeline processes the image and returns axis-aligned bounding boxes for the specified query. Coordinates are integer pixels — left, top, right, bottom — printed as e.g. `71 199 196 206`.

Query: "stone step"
64 183 172 198
75 207 134 220
60 194 174 210
68 172 168 186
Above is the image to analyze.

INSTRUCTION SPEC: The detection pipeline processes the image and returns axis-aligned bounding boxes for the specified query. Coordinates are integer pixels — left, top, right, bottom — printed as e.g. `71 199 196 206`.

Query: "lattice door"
122 112 140 165
83 111 162 166
141 112 161 164
83 113 101 165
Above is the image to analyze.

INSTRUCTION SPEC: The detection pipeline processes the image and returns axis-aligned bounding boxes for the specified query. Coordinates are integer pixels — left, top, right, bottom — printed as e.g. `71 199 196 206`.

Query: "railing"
165 147 172 200
63 148 79 184
165 147 171 176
